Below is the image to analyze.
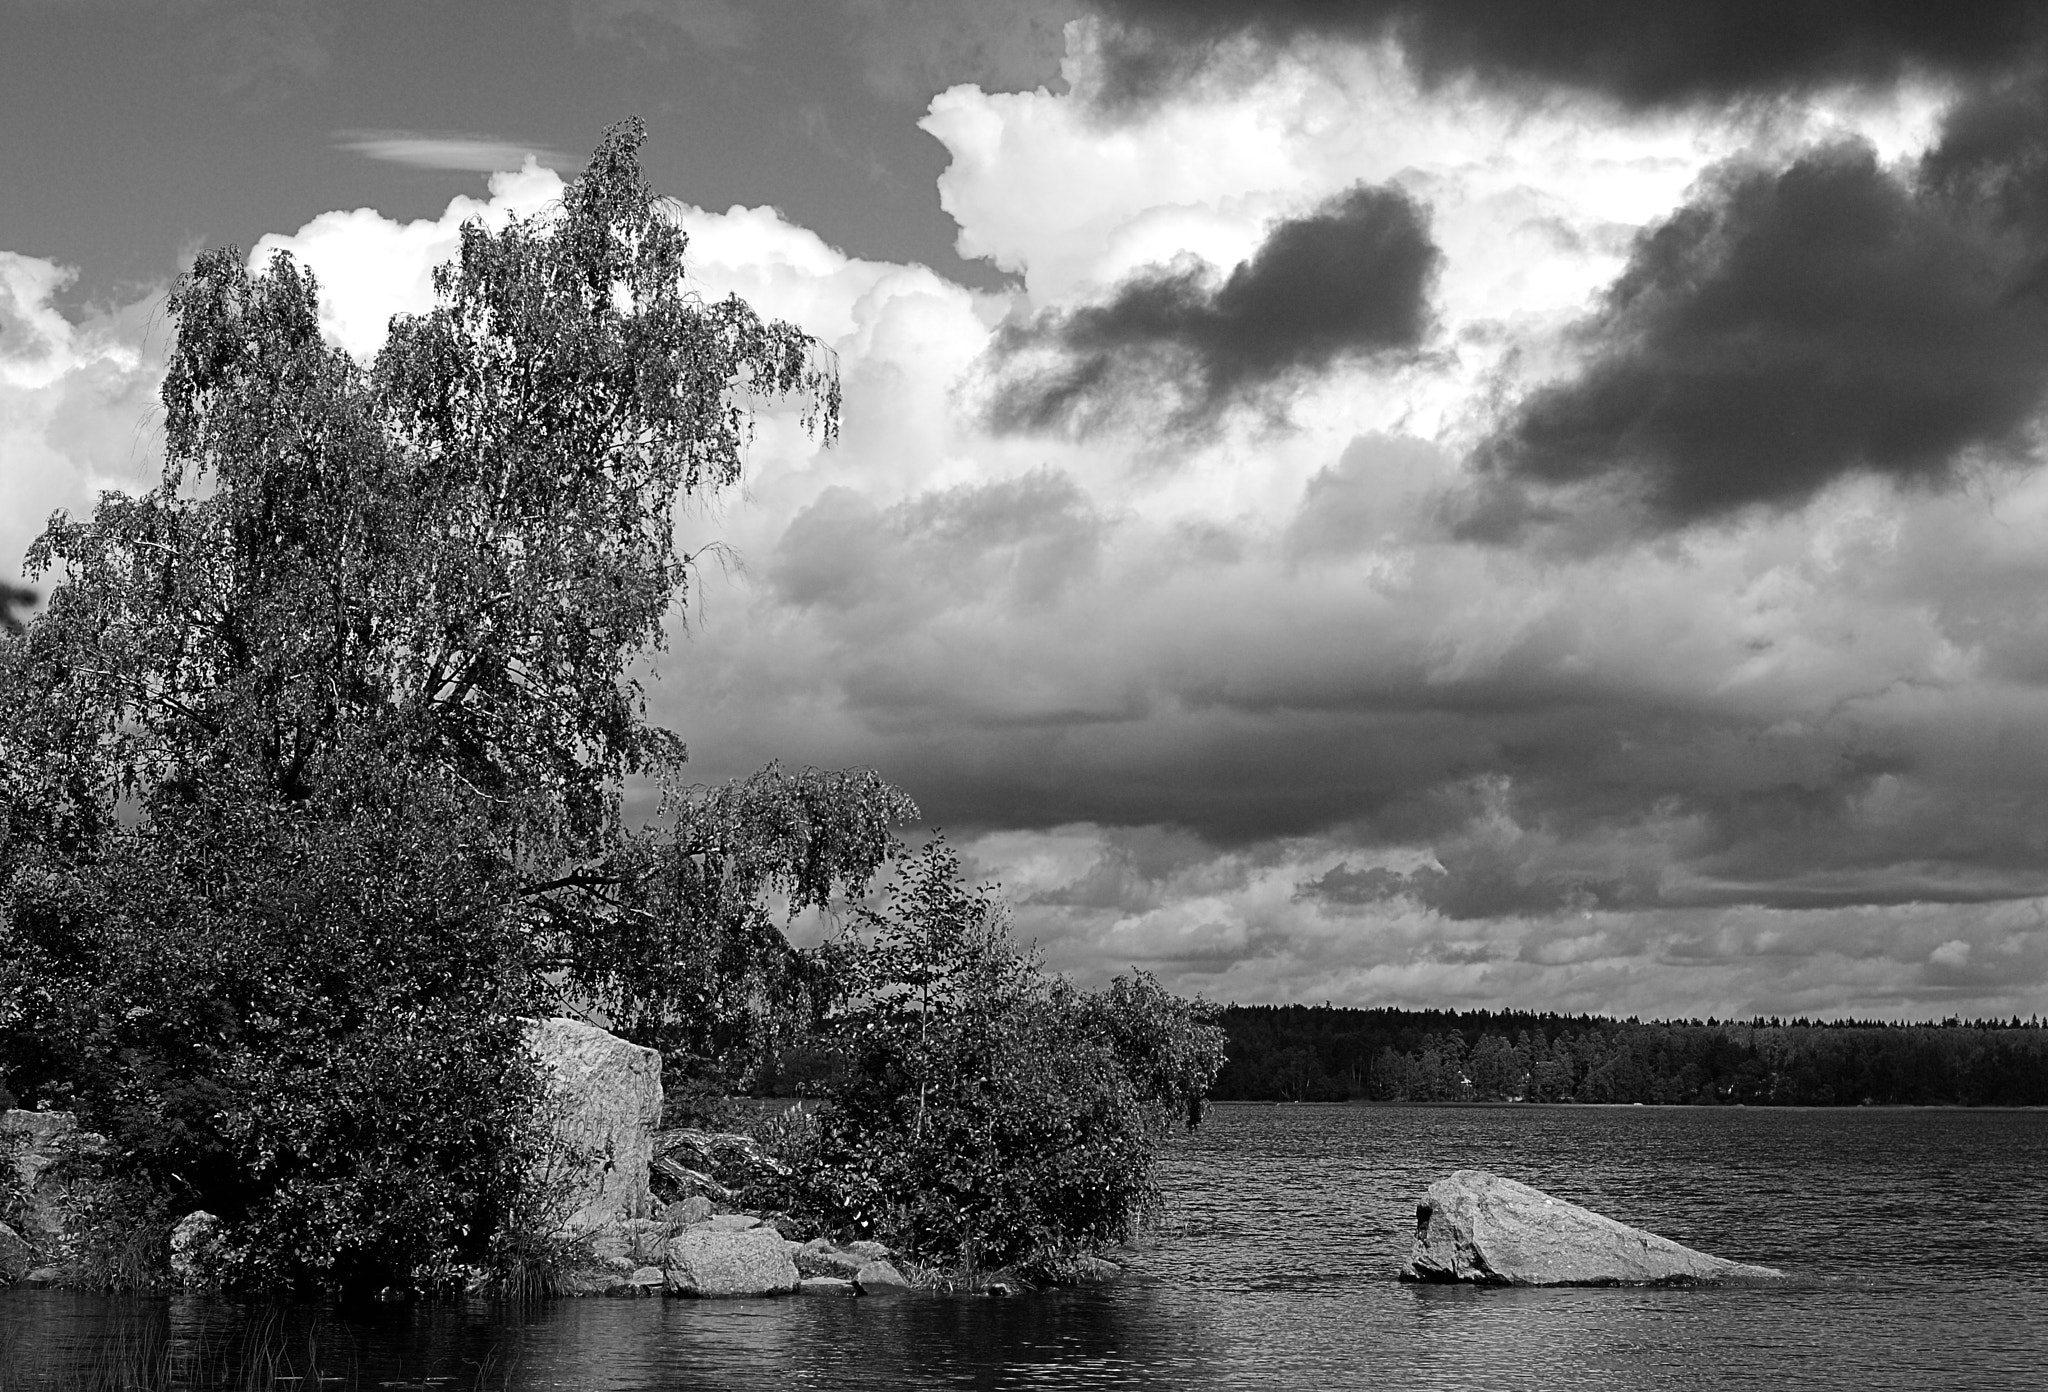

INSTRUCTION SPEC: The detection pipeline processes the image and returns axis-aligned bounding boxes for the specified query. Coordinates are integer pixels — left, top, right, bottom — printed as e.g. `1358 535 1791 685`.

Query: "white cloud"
334 132 574 173
249 159 567 360
0 253 164 591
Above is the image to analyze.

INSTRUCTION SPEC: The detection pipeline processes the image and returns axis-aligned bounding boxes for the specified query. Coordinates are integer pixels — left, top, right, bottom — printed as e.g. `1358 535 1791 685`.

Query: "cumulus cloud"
249 160 568 359
0 252 165 596
1083 1 2047 108
984 182 1439 434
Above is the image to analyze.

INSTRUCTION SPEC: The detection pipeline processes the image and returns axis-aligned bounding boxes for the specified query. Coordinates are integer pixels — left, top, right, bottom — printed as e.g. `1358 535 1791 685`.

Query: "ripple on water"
4 1105 2046 1390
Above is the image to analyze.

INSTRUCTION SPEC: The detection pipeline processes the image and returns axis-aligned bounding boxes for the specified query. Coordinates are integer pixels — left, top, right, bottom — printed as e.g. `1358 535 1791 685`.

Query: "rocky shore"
0 1018 1123 1299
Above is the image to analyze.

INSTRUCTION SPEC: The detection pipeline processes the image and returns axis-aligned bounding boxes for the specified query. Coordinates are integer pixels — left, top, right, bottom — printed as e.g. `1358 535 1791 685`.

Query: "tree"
790 838 1226 1279
562 762 919 1088
0 119 841 1292
8 117 836 883
1468 1032 1528 1100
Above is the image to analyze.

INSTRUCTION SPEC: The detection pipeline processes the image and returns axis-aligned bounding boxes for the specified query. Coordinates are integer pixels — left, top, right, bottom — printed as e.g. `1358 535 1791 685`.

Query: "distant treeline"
1213 1005 2048 1106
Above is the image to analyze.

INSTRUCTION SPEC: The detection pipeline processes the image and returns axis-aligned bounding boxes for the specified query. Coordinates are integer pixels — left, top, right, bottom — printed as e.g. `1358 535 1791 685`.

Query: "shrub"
0 760 542 1292
791 839 1224 1278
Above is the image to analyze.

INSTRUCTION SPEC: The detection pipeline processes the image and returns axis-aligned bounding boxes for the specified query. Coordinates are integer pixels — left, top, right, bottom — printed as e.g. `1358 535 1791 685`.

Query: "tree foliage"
563 762 919 1079
12 117 835 874
790 839 1226 1278
0 119 844 1292
0 758 539 1288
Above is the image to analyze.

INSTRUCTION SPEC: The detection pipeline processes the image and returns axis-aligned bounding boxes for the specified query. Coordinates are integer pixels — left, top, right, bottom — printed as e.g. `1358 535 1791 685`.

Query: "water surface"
5 1105 2043 1389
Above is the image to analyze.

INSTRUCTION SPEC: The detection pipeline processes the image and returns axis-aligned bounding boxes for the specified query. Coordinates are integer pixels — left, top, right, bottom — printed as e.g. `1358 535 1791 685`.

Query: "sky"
8 2 2048 1022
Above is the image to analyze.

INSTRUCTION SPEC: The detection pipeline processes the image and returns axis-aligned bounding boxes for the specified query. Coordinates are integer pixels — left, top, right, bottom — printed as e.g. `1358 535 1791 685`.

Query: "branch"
519 867 634 897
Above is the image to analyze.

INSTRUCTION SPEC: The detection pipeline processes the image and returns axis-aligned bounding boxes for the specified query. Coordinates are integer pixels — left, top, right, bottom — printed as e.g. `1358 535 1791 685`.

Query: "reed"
0 1301 356 1392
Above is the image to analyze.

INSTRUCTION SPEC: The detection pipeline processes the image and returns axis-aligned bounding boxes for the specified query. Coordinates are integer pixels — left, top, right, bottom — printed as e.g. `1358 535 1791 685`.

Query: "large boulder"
524 1019 663 1237
664 1227 800 1298
1406 1170 1782 1286
0 1110 80 1249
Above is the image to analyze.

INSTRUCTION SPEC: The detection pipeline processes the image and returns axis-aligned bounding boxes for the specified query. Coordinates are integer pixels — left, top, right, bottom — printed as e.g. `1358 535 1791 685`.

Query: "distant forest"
1212 1006 2048 1106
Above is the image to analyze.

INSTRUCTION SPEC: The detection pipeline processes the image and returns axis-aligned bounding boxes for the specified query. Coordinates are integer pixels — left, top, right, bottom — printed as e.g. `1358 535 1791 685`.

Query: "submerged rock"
852 1258 910 1294
553 1269 628 1297
617 1265 666 1295
665 1227 800 1297
1405 1170 1782 1286
1067 1255 1123 1284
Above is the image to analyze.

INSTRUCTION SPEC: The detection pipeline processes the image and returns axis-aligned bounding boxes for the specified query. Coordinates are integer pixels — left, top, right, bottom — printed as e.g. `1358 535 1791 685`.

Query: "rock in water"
1406 1170 1782 1285
169 1211 226 1291
852 1258 910 1294
665 1228 801 1297
524 1018 663 1235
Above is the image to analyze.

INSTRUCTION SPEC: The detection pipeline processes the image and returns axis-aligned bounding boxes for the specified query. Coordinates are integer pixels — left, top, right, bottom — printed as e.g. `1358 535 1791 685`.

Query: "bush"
0 759 542 1292
789 839 1224 1278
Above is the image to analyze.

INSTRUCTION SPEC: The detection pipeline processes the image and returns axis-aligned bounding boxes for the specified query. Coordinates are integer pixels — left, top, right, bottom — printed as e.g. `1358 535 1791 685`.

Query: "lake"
4 1104 2045 1389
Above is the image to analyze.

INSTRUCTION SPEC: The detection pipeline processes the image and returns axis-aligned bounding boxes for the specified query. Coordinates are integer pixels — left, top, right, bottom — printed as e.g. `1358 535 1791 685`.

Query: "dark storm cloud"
1288 733 2048 921
987 183 1438 434
771 467 1105 618
1 582 33 636
1465 105 2048 533
1017 825 1216 913
1284 433 1446 560
1085 1 2046 108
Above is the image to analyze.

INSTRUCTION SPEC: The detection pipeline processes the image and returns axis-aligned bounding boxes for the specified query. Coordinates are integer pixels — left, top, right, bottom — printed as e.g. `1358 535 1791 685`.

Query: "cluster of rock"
527 1017 913 1299
1403 1169 1783 1286
552 1199 910 1299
